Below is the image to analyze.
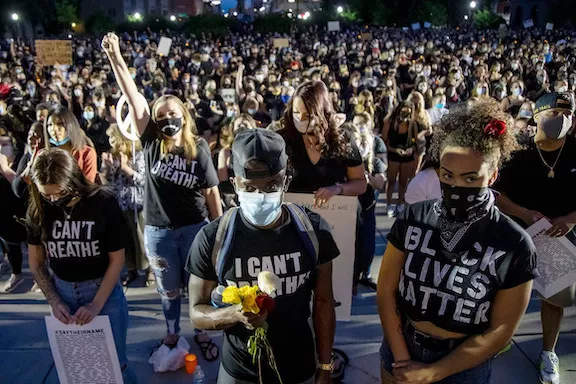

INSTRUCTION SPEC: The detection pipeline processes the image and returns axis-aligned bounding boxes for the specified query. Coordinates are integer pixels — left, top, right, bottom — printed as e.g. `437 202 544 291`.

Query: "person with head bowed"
187 129 339 384
26 149 138 383
495 92 576 384
378 99 538 384
278 80 367 208
102 32 222 359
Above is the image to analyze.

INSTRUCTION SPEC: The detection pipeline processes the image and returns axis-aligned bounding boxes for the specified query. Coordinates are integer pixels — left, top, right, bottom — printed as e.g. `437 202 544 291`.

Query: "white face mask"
293 114 313 134
237 191 283 227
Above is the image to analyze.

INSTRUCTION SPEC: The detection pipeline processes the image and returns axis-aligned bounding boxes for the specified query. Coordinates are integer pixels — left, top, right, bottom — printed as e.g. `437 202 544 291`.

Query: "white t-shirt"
426 107 449 126
405 167 441 204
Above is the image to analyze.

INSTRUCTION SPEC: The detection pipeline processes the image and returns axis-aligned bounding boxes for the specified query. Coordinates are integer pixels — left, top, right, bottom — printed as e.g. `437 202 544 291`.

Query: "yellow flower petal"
222 286 241 305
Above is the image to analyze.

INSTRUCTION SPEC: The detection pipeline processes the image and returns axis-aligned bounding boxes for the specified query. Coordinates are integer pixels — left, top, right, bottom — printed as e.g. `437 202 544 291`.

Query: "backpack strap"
211 207 239 285
284 202 320 265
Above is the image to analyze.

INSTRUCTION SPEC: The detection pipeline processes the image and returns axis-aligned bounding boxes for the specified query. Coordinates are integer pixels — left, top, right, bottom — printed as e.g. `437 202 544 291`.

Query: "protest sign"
411 22 421 30
523 19 534 28
328 21 341 32
35 40 73 67
273 38 290 48
157 37 173 56
546 22 554 31
360 32 373 41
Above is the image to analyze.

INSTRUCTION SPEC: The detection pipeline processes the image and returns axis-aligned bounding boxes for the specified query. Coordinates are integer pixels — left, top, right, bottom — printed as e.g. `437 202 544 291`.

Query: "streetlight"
170 15 176 21
133 12 142 20
71 22 77 28
337 6 343 13
464 15 469 20
11 13 19 21
470 1 477 9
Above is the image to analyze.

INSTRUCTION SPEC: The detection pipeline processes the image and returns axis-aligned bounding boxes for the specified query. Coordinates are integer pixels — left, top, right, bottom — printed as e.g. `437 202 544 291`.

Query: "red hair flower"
484 119 507 138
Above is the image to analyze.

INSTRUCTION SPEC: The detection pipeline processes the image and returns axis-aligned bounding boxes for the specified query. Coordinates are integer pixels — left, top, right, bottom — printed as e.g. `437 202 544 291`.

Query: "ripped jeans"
144 220 208 335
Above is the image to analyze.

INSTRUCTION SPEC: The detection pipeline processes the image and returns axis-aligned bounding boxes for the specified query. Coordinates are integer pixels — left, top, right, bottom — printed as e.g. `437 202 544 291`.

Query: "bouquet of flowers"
222 271 283 384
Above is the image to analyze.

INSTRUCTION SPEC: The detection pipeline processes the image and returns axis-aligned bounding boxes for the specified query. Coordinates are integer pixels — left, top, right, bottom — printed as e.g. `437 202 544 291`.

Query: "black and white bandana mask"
158 117 183 137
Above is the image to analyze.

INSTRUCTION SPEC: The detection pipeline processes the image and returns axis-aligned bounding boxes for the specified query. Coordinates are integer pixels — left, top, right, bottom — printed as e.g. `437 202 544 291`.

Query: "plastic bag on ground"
148 336 191 373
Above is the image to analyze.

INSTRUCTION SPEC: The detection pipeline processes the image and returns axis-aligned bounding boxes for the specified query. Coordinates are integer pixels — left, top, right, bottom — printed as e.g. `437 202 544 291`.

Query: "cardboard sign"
219 88 236 104
424 21 432 29
35 40 73 67
157 37 173 56
328 21 341 32
546 22 554 31
273 38 290 48
360 32 373 41
284 194 358 321
523 19 534 28
411 22 421 30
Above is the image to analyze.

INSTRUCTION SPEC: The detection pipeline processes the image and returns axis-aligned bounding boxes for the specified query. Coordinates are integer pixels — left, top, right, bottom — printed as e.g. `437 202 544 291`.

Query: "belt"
404 321 467 352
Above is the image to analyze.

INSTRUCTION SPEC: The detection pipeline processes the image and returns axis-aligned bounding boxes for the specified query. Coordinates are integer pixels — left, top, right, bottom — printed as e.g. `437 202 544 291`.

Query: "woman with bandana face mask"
26 149 138 383
102 33 222 358
45 106 98 183
379 99 537 384
279 80 367 208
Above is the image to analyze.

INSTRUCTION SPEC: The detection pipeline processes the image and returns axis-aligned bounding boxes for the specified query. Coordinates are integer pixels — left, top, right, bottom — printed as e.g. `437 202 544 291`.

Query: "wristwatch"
317 361 334 373
335 182 344 195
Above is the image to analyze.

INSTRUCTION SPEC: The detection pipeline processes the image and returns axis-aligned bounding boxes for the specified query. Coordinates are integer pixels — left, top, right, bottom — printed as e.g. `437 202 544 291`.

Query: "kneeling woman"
27 149 137 383
377 99 538 383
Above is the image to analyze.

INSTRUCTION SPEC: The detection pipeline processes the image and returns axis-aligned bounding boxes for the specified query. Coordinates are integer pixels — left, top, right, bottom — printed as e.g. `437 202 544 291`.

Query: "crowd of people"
0 24 575 384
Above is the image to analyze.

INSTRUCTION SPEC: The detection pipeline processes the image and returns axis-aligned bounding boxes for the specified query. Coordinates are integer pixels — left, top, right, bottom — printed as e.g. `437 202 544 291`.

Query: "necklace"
536 139 566 178
61 197 79 220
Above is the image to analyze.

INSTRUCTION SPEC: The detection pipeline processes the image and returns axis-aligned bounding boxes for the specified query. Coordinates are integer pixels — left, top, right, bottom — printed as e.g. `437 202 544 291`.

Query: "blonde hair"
352 112 375 173
407 92 431 131
151 95 198 161
355 90 376 119
106 124 142 159
219 114 257 149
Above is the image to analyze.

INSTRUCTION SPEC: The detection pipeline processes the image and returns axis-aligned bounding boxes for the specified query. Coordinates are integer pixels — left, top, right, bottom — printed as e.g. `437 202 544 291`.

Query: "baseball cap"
534 91 575 115
231 128 288 179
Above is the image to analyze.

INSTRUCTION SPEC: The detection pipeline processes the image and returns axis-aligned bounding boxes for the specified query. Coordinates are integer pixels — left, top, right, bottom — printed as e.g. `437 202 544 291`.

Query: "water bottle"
193 365 206 384
211 285 228 308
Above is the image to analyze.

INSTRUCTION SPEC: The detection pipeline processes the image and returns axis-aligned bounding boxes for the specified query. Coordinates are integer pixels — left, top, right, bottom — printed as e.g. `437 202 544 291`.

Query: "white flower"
257 271 281 298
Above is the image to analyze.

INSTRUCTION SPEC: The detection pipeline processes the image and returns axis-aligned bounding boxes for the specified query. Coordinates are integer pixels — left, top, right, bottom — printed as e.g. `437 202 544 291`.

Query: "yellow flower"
239 285 260 314
222 286 242 305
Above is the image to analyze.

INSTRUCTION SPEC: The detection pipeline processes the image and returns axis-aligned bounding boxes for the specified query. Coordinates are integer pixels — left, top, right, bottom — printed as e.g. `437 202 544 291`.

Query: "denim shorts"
380 323 492 384
54 276 138 384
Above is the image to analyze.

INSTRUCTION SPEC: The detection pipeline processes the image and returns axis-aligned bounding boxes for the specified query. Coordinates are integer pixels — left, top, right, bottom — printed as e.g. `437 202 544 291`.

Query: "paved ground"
1 201 576 384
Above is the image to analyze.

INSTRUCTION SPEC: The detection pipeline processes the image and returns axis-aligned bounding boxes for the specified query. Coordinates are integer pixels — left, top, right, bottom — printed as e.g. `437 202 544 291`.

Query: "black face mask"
439 182 492 223
43 194 74 208
158 117 183 137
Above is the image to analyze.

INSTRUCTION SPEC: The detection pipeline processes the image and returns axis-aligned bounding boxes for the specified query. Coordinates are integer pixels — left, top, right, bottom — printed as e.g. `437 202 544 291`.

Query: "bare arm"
217 149 230 182
102 33 150 136
495 193 538 226
92 250 125 309
188 275 243 330
377 242 411 362
368 172 386 190
313 261 336 372
343 164 368 196
235 64 245 99
29 244 61 306
426 281 532 381
202 186 223 221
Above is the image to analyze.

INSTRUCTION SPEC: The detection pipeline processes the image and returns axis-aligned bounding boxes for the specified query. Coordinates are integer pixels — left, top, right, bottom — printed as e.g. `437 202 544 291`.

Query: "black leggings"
6 242 23 275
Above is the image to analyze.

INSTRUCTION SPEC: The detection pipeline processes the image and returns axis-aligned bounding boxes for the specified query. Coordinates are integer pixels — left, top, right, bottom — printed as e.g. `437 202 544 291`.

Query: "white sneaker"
30 282 42 293
387 206 396 218
3 274 24 293
540 350 560 384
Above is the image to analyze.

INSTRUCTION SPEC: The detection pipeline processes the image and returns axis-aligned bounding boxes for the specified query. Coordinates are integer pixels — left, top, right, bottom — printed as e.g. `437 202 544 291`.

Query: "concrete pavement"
1 202 576 383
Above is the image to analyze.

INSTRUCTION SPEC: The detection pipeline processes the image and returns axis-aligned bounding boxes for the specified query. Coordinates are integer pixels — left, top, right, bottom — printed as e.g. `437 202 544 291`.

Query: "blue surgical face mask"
435 103 445 109
237 190 283 227
49 136 71 146
83 111 95 120
247 108 256 115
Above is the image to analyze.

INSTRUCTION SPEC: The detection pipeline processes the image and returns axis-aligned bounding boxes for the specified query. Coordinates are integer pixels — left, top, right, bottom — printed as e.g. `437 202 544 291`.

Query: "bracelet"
317 361 334 372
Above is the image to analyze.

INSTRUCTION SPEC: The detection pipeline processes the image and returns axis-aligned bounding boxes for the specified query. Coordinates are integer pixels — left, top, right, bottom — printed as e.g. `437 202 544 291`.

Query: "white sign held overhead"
523 19 534 28
284 193 358 321
546 22 554 31
157 37 173 56
45 316 123 384
424 21 432 28
411 22 421 30
328 21 341 32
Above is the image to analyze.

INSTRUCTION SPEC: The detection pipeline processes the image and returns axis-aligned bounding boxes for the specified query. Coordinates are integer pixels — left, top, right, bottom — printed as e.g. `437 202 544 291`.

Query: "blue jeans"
380 325 492 384
144 220 208 335
54 276 138 384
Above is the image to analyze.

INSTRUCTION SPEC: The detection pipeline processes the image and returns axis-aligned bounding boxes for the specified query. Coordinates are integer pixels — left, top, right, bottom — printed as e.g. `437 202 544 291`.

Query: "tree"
473 8 505 29
416 1 448 26
86 10 113 34
55 0 78 26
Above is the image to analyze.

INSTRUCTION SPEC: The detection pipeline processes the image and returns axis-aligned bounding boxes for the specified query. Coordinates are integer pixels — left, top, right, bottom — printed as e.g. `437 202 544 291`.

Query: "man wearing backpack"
186 128 339 384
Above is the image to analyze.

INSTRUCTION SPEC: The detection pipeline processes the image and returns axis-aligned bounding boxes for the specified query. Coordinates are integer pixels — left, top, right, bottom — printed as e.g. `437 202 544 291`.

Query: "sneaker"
3 274 24 293
359 275 378 291
30 282 42 293
387 206 396 218
540 350 560 384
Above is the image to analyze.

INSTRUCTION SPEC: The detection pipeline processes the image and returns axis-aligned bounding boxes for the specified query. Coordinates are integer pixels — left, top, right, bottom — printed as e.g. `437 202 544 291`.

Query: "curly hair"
431 99 519 170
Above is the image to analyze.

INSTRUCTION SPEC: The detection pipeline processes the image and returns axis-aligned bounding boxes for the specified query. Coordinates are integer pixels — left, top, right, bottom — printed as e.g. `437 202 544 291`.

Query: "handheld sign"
273 38 290 48
35 40 73 67
546 22 554 31
328 21 341 32
411 22 421 30
424 22 432 29
523 19 534 28
157 37 173 56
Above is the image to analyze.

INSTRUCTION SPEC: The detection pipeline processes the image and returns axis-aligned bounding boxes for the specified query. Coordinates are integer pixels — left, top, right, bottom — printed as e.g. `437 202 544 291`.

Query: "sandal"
194 333 219 362
122 270 139 286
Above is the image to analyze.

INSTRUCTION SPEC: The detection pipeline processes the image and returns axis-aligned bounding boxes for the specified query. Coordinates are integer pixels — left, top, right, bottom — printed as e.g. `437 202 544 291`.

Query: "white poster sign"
546 22 554 31
411 22 421 30
284 193 358 321
157 36 173 56
527 219 576 298
219 88 236 104
523 19 534 28
423 21 432 29
328 21 341 32
45 315 123 384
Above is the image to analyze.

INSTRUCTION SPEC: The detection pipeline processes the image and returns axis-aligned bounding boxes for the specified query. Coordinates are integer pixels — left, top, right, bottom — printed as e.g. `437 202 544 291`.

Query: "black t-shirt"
359 156 386 210
140 120 219 227
494 136 576 221
387 200 538 334
26 190 128 282
285 132 363 193
186 207 340 383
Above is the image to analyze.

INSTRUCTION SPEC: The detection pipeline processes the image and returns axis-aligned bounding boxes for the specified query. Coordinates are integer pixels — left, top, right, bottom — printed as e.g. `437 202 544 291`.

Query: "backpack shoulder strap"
212 207 239 284
284 202 320 264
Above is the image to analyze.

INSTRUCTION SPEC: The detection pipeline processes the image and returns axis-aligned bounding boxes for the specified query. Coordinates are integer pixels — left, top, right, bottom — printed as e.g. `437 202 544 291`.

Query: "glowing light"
11 13 19 21
170 15 176 21
337 6 343 13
